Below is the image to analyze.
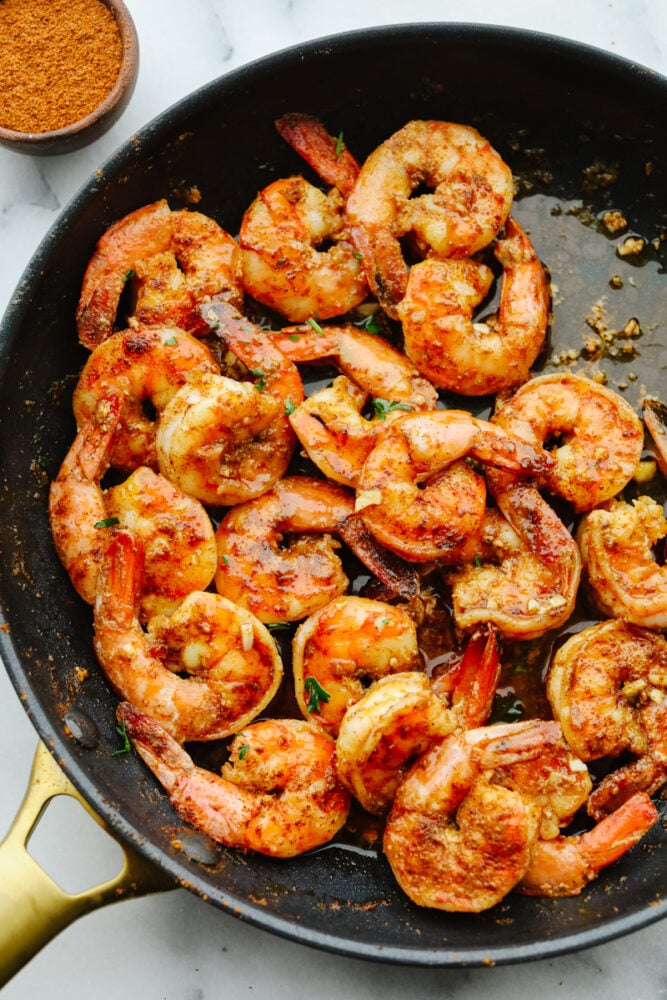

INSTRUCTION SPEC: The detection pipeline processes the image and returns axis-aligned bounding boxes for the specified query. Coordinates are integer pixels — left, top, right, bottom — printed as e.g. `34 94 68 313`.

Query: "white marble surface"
1 1 666 996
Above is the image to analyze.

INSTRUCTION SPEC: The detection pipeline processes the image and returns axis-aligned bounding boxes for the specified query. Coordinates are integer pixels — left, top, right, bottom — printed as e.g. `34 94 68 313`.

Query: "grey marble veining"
1 1 666 997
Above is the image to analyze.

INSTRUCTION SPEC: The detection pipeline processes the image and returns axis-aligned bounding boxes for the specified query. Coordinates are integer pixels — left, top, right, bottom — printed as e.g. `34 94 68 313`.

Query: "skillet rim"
1 20 666 968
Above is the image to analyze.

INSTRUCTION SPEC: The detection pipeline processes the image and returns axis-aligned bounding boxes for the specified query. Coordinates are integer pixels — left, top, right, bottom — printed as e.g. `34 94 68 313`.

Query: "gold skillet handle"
0 741 173 987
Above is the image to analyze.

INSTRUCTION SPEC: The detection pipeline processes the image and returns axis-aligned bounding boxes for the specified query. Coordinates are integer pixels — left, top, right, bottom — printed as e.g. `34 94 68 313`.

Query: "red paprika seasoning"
0 0 123 134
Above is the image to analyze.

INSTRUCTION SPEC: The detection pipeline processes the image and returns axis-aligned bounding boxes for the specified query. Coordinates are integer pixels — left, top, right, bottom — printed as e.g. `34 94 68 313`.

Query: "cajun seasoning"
0 0 123 134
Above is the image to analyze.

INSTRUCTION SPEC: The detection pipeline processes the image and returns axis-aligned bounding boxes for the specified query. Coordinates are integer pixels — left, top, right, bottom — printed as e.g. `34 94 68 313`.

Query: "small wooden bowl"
0 0 139 155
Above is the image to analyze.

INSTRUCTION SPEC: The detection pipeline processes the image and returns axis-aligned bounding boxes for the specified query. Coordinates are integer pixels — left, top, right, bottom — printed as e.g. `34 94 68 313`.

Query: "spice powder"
0 0 123 134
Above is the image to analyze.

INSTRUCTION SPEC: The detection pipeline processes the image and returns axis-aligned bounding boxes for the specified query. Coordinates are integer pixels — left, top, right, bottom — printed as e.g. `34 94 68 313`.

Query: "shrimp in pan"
94 531 283 743
269 321 438 486
49 396 217 619
292 595 424 737
517 792 658 897
335 626 502 814
118 703 350 857
76 199 243 349
158 300 304 505
546 619 667 819
72 324 219 472
355 409 554 563
446 507 579 641
397 217 550 395
346 120 514 317
489 371 644 513
239 175 369 323
577 495 667 629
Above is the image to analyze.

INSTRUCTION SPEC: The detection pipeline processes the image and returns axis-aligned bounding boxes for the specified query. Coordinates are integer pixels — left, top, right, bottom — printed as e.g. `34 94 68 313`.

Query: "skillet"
0 21 666 972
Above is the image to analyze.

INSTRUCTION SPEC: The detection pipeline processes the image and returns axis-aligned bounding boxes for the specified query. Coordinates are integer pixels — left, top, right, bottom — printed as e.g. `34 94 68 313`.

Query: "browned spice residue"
0 0 122 133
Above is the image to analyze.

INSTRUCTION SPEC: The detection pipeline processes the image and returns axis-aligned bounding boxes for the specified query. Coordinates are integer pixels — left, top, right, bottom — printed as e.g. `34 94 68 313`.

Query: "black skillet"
1 22 666 972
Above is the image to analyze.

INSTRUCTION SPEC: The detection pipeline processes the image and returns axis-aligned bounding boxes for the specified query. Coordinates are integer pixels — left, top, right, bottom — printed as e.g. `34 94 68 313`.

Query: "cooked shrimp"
546 619 667 818
336 627 501 813
49 393 122 606
643 397 667 478
383 726 543 912
397 217 550 395
239 176 369 322
577 495 667 629
292 596 423 736
269 321 438 485
104 466 218 620
355 409 554 563
72 324 219 472
94 531 283 742
489 371 644 512
517 792 658 897
275 113 361 199
214 475 416 621
118 703 350 857
76 200 242 348
446 506 579 640
346 120 514 317
213 476 356 622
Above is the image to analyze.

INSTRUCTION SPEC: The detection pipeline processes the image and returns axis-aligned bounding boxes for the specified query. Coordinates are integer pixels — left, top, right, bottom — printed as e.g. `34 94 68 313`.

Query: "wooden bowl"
0 0 139 155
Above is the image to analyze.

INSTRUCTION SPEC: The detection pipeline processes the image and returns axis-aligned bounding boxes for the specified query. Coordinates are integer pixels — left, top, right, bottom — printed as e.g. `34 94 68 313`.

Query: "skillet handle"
0 740 173 987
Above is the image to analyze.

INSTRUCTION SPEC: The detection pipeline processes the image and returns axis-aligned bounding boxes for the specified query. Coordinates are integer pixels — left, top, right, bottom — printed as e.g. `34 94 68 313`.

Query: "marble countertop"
1 1 666 997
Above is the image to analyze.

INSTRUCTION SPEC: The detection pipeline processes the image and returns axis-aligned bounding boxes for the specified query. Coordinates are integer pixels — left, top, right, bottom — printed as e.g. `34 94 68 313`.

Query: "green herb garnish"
112 719 131 756
238 743 250 760
335 131 344 155
284 398 297 416
304 676 331 714
163 335 178 346
250 367 266 391
307 317 325 336
372 398 413 420
94 516 120 529
351 312 381 333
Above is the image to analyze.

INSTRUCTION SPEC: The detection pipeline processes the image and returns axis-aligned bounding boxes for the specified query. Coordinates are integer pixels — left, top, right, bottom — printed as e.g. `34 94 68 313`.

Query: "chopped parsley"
335 131 344 155
94 516 120 529
112 719 131 756
284 398 298 416
306 317 326 336
238 743 250 760
351 312 382 333
250 367 266 391
163 335 178 346
372 398 413 420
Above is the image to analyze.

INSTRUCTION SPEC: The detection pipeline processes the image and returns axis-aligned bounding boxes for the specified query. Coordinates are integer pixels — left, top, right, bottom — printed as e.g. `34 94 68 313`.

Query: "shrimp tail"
450 625 501 729
94 528 144 631
337 514 420 600
117 701 193 793
275 113 361 198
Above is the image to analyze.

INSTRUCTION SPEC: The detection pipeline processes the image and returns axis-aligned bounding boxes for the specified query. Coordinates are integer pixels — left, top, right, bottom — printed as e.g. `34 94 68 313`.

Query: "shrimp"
239 175 369 322
118 703 350 857
546 619 667 818
335 627 501 814
355 409 555 563
269 321 438 485
397 217 550 395
383 726 543 912
488 372 644 512
292 596 423 737
643 397 667 478
94 531 283 743
275 112 361 199
49 396 217 618
72 324 219 472
446 507 579 640
76 200 243 349
346 120 514 317
577 495 667 629
214 475 417 622
517 792 658 897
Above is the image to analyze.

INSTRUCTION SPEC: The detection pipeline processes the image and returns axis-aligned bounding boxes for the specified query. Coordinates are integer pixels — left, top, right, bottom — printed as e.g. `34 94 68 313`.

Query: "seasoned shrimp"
446 507 579 640
546 619 667 818
76 200 242 348
214 475 416 622
118 703 350 857
517 792 658 897
383 726 543 912
335 627 501 814
292 596 423 736
397 218 550 395
275 113 361 199
269 321 438 485
49 397 217 618
489 371 644 512
94 531 283 742
355 409 554 563
72 324 219 472
577 496 667 629
346 120 514 317
239 176 369 322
